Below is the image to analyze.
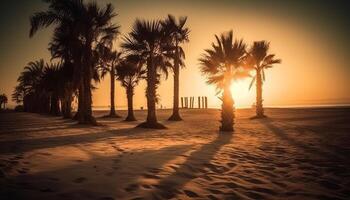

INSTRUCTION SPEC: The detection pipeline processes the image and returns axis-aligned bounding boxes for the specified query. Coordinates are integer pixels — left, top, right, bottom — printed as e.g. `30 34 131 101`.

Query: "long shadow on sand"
0 127 153 155
259 118 347 163
1 144 193 200
145 132 233 199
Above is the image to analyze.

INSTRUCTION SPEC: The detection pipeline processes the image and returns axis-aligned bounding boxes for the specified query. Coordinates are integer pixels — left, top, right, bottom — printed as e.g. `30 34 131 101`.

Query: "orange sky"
1 0 349 109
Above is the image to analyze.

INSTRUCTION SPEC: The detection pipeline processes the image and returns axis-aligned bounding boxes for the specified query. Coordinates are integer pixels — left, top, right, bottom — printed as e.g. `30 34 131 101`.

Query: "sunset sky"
0 0 349 109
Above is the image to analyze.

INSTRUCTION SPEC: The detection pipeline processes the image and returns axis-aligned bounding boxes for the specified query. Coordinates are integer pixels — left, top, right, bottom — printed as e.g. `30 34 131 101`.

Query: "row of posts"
181 96 208 109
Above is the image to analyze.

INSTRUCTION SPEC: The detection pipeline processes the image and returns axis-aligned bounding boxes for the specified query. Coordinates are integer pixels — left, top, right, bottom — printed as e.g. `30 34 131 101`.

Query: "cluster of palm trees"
200 30 281 131
12 0 280 132
0 94 8 110
12 0 189 129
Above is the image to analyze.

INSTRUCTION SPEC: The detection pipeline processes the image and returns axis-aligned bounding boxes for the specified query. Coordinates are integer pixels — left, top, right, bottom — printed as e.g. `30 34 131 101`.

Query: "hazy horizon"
1 0 350 109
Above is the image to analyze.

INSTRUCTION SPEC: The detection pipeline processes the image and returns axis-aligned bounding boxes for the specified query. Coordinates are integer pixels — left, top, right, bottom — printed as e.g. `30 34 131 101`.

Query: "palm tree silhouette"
116 55 146 121
161 15 190 121
0 94 8 110
16 59 48 113
97 42 122 118
247 41 281 118
199 30 248 132
40 63 63 116
122 19 171 129
30 0 119 125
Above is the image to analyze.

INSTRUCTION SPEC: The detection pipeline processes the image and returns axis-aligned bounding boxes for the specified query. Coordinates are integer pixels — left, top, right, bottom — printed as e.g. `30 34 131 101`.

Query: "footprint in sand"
73 177 87 183
48 177 60 181
141 184 153 190
105 172 114 176
39 152 52 156
143 173 160 179
125 183 139 192
40 188 54 193
17 168 29 174
98 197 114 200
183 190 199 198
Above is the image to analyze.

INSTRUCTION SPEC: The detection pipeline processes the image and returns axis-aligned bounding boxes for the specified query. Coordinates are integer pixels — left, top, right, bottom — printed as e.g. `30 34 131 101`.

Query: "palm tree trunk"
169 44 182 121
50 93 60 116
256 68 264 117
109 65 116 116
83 68 96 124
78 38 97 125
146 60 157 124
125 86 136 121
62 89 72 119
76 79 84 121
138 55 165 129
220 84 234 132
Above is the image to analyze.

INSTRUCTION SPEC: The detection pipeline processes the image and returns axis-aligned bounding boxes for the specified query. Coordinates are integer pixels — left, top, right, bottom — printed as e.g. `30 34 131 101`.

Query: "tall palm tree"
97 42 122 118
30 0 119 124
122 19 170 129
49 21 81 119
199 30 248 132
247 41 281 118
161 15 190 121
116 56 146 121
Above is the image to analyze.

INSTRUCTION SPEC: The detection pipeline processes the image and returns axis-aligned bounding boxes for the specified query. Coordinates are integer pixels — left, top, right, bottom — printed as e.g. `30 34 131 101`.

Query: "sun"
230 79 255 108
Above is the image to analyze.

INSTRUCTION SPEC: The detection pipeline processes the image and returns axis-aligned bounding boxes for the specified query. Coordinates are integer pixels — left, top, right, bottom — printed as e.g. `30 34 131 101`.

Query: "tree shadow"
146 132 233 199
0 127 153 155
1 144 193 200
259 118 344 161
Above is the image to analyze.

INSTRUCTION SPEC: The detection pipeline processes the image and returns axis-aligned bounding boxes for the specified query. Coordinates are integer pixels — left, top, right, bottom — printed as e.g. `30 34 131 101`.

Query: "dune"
0 107 349 200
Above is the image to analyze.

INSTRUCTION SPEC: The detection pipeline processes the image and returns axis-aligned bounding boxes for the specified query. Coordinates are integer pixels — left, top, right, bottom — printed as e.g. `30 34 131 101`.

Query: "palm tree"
12 85 25 106
199 30 248 132
0 94 8 110
122 19 170 129
116 55 146 121
40 63 63 116
247 41 281 118
16 59 49 113
30 0 119 124
49 21 81 119
97 42 122 118
161 15 190 121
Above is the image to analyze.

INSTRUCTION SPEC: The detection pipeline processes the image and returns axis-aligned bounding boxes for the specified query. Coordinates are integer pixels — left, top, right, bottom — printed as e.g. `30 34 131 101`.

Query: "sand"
0 107 349 200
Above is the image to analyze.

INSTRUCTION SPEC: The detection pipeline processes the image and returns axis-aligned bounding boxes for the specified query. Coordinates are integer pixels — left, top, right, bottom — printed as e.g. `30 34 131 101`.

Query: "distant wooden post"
193 97 195 108
181 97 184 108
205 96 208 108
202 96 205 108
191 97 193 108
186 97 188 108
198 96 201 109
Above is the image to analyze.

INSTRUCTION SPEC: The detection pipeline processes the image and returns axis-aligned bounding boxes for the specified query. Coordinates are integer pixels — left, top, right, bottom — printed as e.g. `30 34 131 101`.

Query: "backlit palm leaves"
162 14 189 121
122 19 171 128
199 30 248 131
247 41 281 117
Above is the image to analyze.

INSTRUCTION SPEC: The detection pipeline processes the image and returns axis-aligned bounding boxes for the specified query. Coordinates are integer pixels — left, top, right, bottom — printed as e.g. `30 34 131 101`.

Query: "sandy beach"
0 108 349 200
